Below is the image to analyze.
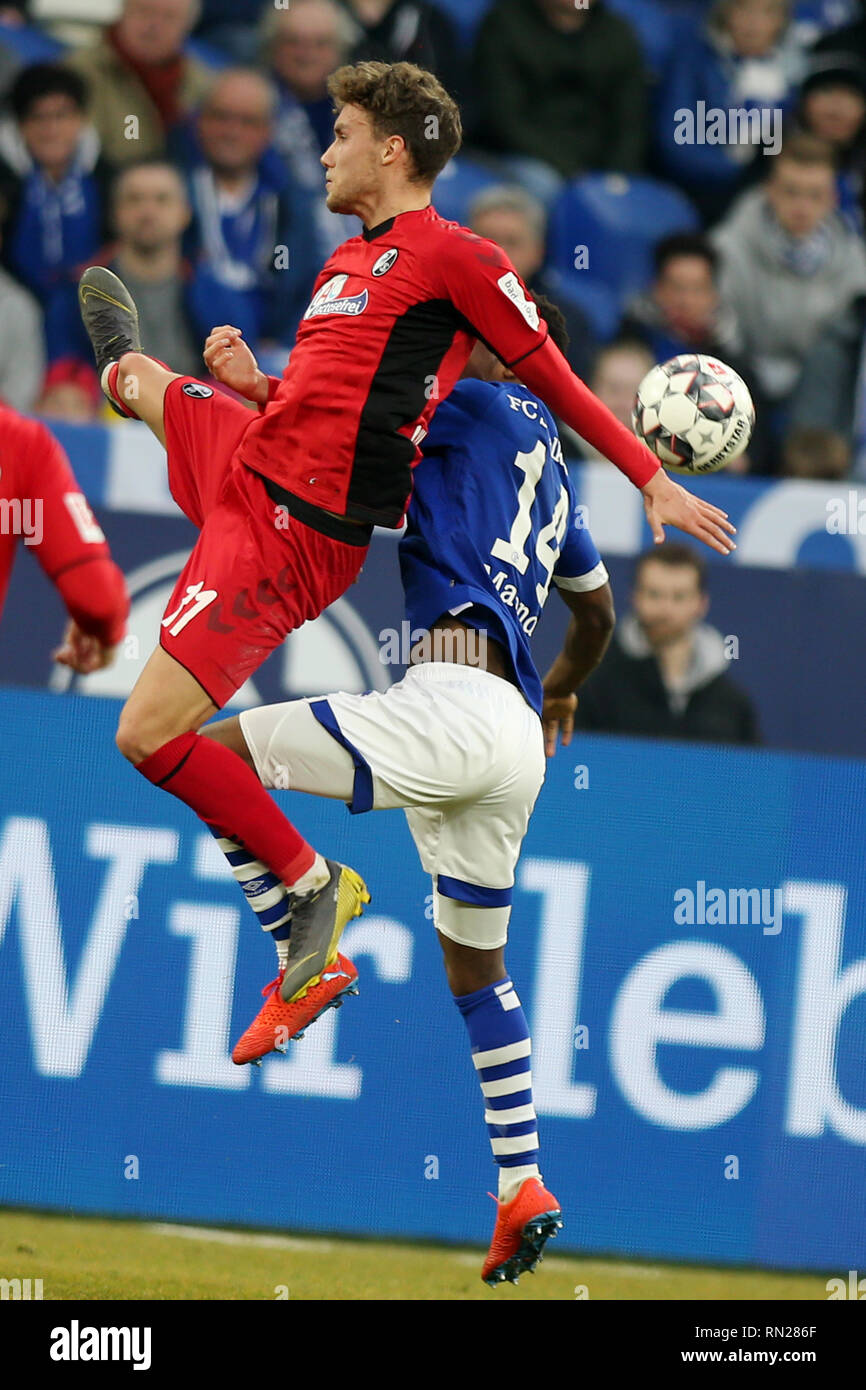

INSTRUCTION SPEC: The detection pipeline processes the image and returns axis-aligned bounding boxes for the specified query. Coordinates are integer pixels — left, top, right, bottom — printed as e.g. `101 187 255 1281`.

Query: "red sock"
136 732 315 885
105 355 173 419
104 362 138 418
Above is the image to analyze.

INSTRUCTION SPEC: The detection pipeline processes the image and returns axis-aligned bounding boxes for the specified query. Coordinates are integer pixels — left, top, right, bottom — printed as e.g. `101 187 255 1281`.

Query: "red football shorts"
159 377 369 708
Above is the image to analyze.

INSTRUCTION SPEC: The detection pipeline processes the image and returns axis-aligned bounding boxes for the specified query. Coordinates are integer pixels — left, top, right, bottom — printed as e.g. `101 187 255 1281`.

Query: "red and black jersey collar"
362 205 432 241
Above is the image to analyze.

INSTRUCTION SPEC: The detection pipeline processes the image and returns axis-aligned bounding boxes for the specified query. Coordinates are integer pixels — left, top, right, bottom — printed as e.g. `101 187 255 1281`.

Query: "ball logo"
371 248 399 277
181 383 214 399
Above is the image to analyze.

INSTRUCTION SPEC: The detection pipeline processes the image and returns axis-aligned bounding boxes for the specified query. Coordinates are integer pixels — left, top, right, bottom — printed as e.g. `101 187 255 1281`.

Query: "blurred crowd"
0 0 865 478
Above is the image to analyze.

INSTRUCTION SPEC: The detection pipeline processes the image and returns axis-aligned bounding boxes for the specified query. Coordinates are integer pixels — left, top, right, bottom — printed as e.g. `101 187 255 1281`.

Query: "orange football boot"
232 953 359 1065
481 1177 563 1286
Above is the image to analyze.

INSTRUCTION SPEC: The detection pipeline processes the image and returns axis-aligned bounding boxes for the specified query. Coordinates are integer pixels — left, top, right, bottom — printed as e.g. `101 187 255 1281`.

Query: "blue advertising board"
1 688 864 1270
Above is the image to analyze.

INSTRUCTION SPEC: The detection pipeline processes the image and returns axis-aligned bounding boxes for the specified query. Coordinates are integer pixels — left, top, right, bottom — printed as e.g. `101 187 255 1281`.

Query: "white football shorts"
238 662 546 949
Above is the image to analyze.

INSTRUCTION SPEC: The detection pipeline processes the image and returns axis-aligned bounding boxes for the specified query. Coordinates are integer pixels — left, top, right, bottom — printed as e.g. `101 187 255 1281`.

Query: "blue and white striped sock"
211 829 292 966
455 977 540 1205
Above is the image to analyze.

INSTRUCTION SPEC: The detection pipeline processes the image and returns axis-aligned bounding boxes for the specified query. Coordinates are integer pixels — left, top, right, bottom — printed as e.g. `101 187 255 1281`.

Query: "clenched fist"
203 325 269 404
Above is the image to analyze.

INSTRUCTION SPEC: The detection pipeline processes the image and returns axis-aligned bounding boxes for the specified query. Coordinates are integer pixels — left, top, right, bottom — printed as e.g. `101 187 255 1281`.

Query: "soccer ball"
632 354 755 474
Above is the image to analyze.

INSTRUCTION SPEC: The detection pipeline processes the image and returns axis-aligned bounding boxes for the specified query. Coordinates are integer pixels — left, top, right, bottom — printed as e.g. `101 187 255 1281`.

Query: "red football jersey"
0 405 128 645
238 205 658 528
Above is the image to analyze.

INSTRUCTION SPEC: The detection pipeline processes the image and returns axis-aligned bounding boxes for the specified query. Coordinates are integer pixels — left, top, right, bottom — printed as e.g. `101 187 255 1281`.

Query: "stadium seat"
430 0 494 46
547 173 700 308
432 155 504 228
539 266 622 344
606 0 677 75
0 20 64 63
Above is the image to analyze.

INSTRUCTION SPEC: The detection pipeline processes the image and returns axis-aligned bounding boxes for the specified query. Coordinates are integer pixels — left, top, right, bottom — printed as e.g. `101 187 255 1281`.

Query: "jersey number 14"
490 442 570 607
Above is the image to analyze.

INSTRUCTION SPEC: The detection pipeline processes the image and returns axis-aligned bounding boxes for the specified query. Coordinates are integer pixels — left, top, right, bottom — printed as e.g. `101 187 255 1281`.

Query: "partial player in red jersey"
0 403 128 672
74 61 736 1042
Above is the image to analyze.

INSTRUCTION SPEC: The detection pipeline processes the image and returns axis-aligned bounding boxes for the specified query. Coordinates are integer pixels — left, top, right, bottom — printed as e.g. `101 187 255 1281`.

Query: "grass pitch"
0 1209 829 1300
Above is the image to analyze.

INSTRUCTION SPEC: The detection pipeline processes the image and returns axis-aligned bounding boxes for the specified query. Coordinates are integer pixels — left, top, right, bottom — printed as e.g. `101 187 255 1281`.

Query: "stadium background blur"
1 0 865 1299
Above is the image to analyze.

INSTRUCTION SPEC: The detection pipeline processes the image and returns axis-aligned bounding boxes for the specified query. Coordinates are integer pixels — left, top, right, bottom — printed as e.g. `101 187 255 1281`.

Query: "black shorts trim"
257 475 373 546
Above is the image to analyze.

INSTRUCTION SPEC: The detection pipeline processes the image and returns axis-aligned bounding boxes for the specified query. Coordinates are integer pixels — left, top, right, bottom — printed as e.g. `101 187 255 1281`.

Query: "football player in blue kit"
203 296 615 1286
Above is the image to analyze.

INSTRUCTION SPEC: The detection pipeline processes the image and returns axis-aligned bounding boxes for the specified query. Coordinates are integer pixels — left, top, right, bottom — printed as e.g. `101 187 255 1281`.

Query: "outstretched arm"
438 233 737 556
516 337 736 556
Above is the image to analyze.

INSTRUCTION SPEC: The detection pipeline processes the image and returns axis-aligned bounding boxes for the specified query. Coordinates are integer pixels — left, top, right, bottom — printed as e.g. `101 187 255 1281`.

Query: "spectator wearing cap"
467 184 598 378
182 67 319 353
474 0 647 206
657 0 807 223
795 53 866 228
0 64 112 361
66 0 213 167
35 357 104 422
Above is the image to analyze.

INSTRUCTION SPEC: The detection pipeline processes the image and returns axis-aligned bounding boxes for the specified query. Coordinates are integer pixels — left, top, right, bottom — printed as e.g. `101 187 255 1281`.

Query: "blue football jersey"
400 378 608 714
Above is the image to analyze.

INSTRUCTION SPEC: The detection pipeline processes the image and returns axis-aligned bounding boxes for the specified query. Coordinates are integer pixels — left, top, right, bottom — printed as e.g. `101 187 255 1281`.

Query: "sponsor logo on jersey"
304 273 369 320
496 272 540 330
181 382 214 398
371 248 399 276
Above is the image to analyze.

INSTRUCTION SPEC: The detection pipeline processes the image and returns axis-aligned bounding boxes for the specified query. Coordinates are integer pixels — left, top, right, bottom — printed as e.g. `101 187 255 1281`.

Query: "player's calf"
437 904 562 1285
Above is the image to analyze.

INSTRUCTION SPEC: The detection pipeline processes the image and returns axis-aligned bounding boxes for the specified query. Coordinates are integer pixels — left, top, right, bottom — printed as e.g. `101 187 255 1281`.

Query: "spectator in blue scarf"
182 66 319 355
264 0 358 259
657 0 808 221
0 63 113 361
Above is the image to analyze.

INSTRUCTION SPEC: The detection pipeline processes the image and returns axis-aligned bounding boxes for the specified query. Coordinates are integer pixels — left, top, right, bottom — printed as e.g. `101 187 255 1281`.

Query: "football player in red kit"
0 403 128 671
75 61 735 1041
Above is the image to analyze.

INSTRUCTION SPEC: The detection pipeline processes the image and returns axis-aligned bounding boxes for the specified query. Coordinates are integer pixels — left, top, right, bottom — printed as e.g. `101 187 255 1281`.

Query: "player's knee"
115 710 164 765
437 924 506 996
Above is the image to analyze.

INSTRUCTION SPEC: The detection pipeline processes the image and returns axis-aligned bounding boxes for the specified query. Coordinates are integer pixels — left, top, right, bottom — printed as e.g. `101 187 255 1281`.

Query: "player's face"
768 159 837 238
633 562 709 646
654 256 718 335
321 105 386 216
